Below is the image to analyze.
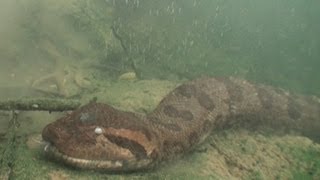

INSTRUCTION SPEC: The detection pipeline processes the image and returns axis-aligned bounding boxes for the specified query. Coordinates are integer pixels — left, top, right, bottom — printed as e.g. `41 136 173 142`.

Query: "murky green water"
0 0 319 179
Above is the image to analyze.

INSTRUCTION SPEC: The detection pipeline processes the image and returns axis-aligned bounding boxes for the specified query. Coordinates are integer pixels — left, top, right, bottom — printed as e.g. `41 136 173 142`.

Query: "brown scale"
42 77 320 172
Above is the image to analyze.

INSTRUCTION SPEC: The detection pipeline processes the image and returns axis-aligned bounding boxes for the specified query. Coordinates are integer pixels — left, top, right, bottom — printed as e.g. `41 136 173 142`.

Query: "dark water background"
1 0 319 95
106 0 320 95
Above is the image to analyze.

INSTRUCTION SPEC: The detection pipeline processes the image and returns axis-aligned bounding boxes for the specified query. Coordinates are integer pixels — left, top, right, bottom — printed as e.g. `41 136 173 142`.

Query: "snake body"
42 77 320 172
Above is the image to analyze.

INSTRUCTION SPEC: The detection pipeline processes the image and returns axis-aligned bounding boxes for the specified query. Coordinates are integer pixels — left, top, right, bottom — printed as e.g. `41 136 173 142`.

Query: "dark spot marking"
304 96 320 111
105 134 147 159
150 149 159 160
179 110 194 121
148 116 160 122
287 96 302 120
163 105 179 118
202 119 213 133
188 132 199 146
162 140 185 156
218 78 244 102
256 86 273 110
197 91 215 111
175 84 196 98
163 123 182 131
148 116 182 131
213 114 226 129
163 105 194 121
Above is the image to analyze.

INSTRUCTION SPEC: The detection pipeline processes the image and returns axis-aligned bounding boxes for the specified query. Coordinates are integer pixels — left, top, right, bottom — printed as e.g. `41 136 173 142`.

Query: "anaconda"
42 77 320 172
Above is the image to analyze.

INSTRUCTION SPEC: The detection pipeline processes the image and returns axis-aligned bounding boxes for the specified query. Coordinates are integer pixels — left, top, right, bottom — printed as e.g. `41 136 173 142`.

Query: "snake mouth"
43 142 154 172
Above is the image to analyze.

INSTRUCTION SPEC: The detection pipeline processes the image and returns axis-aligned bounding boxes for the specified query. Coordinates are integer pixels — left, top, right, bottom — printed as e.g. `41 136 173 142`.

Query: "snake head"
42 102 159 172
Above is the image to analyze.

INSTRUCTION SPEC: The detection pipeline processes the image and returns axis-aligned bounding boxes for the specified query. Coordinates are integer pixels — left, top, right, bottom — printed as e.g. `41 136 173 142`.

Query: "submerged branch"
0 98 81 111
111 25 140 78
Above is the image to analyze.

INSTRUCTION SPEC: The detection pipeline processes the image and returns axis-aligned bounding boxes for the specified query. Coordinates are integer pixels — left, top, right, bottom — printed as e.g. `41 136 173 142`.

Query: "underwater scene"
0 0 320 179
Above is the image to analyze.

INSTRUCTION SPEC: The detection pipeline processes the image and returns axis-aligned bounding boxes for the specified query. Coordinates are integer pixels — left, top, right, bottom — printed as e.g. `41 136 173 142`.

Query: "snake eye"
94 127 103 134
